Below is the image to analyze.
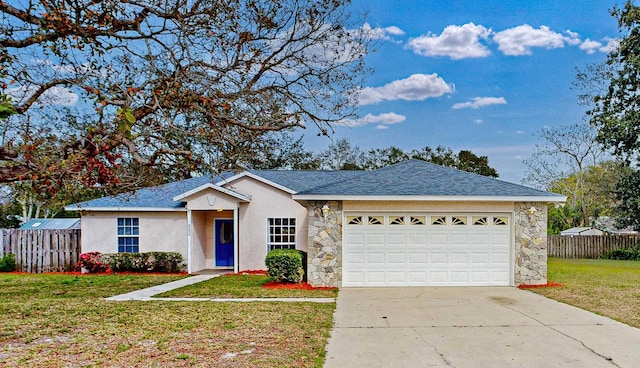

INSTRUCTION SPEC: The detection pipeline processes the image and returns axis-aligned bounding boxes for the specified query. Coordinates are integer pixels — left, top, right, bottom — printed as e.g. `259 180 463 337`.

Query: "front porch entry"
214 218 234 267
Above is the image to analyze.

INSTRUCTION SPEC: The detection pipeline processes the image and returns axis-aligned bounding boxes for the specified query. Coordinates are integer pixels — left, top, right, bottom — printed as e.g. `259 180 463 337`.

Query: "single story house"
19 218 81 230
66 159 565 287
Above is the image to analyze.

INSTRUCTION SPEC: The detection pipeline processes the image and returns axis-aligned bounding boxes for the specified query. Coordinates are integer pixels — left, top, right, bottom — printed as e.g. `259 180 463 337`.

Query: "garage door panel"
345 252 364 265
409 271 427 282
492 253 510 264
450 234 470 244
388 271 407 283
343 212 512 287
367 233 385 245
388 233 406 245
366 271 385 283
470 253 490 264
471 271 490 282
429 233 448 245
388 252 406 264
430 253 448 264
367 252 385 264
450 253 469 264
408 252 427 264
409 234 427 245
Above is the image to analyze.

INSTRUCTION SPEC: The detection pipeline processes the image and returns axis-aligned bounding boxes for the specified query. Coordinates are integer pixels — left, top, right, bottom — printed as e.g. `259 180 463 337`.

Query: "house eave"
64 206 187 212
291 194 567 202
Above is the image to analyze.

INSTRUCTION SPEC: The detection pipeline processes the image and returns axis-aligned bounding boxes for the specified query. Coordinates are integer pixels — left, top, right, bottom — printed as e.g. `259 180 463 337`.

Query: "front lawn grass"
155 274 338 298
0 273 335 367
529 258 640 328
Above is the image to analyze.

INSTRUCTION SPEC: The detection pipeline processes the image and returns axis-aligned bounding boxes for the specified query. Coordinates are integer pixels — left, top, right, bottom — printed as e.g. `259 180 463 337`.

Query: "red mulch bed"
518 282 565 289
262 281 337 291
5 271 188 276
236 270 268 275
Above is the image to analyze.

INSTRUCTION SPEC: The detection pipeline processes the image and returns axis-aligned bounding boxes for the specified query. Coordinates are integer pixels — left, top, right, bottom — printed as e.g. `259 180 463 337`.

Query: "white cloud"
358 73 454 105
580 39 603 54
361 23 405 40
406 23 492 59
493 25 567 55
563 30 582 46
452 97 506 109
473 119 484 124
338 112 406 128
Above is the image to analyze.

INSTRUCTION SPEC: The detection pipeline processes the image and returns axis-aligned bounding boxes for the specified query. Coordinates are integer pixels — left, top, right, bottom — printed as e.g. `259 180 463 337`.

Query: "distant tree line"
248 136 499 177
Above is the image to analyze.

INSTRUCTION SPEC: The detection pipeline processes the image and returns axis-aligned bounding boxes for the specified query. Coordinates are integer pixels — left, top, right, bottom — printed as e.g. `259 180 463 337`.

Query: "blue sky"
303 0 620 184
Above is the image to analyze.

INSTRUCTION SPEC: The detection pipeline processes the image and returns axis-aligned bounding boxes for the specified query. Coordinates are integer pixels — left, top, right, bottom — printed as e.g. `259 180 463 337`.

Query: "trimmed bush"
106 252 185 272
602 246 640 261
78 251 185 273
265 249 304 283
78 252 108 273
0 253 16 272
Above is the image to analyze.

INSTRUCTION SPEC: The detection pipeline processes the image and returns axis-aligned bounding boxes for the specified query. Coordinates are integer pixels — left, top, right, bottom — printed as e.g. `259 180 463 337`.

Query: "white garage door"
343 213 512 287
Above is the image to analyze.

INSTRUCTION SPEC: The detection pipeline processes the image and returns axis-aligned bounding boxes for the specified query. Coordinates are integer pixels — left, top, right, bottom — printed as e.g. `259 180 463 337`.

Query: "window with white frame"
267 218 296 251
117 217 139 253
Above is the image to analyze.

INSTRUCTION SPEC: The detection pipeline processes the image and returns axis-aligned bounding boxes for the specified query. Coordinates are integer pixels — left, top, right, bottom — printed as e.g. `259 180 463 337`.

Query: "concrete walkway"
105 272 335 303
324 287 640 368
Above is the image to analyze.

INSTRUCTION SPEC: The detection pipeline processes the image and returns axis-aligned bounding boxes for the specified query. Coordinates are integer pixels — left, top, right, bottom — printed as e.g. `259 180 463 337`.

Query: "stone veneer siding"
514 202 548 285
306 201 342 287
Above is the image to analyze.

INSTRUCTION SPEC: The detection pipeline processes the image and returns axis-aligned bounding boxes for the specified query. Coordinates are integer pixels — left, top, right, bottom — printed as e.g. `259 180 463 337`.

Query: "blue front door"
215 219 234 267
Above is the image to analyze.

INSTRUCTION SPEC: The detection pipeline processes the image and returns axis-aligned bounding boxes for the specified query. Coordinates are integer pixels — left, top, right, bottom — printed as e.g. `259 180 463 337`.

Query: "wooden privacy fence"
1 229 81 273
548 235 640 259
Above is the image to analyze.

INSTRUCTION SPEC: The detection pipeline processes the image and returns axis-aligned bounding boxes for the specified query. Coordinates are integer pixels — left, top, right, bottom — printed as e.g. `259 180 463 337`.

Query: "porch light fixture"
527 206 538 215
321 203 330 220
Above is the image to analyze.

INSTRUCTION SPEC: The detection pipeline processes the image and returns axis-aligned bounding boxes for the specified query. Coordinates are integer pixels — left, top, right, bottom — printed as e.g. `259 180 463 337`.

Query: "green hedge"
0 253 16 272
602 246 640 261
79 251 185 273
265 249 304 283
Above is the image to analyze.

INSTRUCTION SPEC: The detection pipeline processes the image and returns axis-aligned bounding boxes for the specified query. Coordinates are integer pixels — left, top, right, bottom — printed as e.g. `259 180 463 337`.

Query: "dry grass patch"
156 274 338 299
529 258 640 328
0 274 335 367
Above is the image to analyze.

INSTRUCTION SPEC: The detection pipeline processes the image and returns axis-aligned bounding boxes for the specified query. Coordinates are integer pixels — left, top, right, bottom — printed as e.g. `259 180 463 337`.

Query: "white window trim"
117 217 140 253
266 217 297 252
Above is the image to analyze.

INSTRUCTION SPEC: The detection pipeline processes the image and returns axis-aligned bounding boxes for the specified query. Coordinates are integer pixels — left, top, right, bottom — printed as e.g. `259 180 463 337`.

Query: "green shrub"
602 246 640 261
79 251 185 273
0 253 16 272
265 249 304 283
78 252 108 273
107 252 185 272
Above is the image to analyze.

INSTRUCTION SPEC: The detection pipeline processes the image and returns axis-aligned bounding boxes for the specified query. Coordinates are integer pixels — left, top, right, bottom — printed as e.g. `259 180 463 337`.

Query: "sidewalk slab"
105 274 220 301
104 272 335 303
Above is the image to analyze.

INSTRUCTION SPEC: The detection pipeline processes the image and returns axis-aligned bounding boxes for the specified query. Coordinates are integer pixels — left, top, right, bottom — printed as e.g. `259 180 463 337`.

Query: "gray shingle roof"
67 175 225 209
295 160 562 197
245 169 363 193
67 160 561 210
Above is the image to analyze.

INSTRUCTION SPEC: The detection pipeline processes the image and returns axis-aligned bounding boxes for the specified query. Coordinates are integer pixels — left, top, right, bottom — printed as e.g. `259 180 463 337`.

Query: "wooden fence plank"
0 229 81 273
548 235 639 259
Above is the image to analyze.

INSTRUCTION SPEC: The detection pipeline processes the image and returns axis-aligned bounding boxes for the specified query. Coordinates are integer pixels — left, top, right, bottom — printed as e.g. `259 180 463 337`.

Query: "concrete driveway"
324 287 640 367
